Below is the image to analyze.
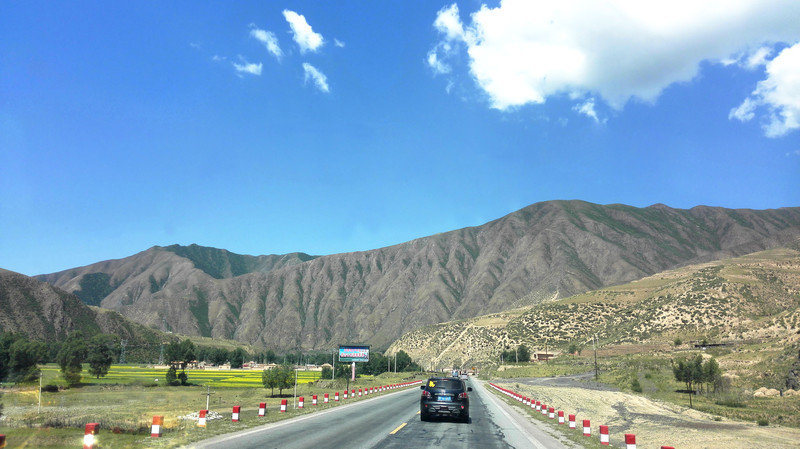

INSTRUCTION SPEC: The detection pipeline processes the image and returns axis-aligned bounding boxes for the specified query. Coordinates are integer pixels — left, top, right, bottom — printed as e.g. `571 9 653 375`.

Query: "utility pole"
332 351 335 380
593 334 599 381
119 339 127 364
158 342 164 365
205 385 215 411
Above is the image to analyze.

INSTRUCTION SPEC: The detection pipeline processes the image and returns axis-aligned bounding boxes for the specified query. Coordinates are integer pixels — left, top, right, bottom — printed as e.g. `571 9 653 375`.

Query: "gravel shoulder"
494 373 800 449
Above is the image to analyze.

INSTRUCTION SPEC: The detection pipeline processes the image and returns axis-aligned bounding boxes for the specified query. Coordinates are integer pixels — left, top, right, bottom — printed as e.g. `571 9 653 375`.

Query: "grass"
0 365 424 448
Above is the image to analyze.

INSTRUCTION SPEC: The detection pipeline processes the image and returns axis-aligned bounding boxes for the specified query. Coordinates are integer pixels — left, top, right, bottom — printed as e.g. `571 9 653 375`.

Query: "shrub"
41 384 60 393
631 379 643 393
757 418 769 426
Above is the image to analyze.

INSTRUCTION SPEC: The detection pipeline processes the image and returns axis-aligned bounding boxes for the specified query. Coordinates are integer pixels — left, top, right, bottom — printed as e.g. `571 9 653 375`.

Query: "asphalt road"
190 379 570 449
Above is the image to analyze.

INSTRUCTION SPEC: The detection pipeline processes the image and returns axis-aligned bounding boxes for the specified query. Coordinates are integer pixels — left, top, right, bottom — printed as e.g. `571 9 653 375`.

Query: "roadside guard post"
335 391 340 401
558 410 565 424
324 393 329 403
258 402 266 417
625 434 637 449
151 416 164 437
600 425 610 445
312 394 318 406
280 399 287 412
298 397 304 408
232 406 241 422
198 410 208 428
83 423 99 449
583 419 591 437
568 414 576 429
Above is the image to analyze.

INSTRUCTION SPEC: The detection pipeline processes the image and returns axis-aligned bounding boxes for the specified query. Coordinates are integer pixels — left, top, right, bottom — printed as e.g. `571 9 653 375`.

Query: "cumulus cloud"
303 63 329 92
232 57 262 76
730 42 800 137
250 25 283 60
283 10 324 53
428 0 800 118
334 39 346 48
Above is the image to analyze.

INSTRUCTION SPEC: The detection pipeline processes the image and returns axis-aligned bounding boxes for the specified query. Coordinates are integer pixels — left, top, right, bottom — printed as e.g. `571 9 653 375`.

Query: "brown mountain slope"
0 269 163 352
36 200 800 351
388 248 800 371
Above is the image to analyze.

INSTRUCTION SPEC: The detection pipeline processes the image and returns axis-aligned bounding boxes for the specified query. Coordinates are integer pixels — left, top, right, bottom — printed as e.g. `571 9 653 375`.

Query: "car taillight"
458 392 468 399
422 390 432 398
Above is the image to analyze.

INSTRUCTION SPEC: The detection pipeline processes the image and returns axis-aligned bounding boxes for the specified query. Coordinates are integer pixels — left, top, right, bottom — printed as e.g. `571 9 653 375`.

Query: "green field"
37 365 322 388
0 365 424 449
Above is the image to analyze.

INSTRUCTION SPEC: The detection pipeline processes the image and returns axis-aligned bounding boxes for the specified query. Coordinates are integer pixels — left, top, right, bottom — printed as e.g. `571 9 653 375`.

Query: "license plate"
437 396 451 402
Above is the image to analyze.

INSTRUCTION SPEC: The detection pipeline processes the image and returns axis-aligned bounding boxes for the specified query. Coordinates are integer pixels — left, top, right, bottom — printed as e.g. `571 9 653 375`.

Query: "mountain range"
28 200 800 351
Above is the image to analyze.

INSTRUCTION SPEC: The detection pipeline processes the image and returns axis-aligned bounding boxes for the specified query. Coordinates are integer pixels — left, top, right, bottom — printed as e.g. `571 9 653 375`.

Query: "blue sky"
2 0 799 276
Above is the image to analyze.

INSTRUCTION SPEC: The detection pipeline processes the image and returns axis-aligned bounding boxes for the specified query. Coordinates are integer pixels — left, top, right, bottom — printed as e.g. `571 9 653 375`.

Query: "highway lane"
190 379 570 449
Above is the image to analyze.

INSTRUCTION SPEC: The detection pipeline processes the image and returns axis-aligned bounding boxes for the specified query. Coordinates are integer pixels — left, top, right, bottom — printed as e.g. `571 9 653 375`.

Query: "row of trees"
0 331 117 386
500 345 531 363
673 354 723 407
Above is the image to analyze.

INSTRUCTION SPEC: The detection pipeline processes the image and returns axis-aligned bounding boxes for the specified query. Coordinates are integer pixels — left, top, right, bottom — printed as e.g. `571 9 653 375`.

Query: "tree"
273 363 293 396
395 351 415 371
87 334 117 379
567 343 579 358
166 339 196 370
8 339 47 382
209 347 229 366
673 354 704 408
321 366 333 379
517 345 531 363
178 369 188 386
57 332 88 386
166 366 178 386
262 368 278 396
703 357 723 394
230 348 248 369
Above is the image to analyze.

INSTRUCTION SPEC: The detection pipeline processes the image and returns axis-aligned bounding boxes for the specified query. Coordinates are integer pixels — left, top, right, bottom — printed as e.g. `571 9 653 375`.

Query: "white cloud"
731 42 800 137
334 39 345 48
250 26 283 60
574 98 601 123
429 0 800 114
427 48 451 75
745 46 773 69
283 10 324 53
303 63 329 92
232 57 262 76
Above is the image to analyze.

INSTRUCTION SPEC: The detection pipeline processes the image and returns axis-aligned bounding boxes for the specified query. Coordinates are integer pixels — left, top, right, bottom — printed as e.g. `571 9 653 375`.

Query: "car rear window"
426 379 462 389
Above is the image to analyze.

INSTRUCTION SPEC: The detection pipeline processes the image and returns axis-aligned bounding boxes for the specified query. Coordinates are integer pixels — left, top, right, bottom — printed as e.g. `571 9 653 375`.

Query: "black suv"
419 377 472 422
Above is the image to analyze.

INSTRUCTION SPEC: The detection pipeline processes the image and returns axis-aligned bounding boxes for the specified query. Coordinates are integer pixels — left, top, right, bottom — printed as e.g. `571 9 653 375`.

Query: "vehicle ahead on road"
420 377 472 423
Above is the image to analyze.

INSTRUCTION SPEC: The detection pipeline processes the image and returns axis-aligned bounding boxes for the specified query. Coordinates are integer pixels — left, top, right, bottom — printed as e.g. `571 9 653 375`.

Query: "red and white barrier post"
541 404 547 416
536 401 541 411
625 434 637 449
197 410 208 428
558 410 565 424
324 393 330 403
280 399 287 412
661 446 675 449
358 388 362 397
151 416 163 438
344 390 348 399
232 406 241 422
312 394 318 406
352 389 356 398
600 425 610 445
298 396 304 408
548 406 555 419
568 414 576 429
583 419 591 437
83 423 99 449
335 391 340 401
259 402 266 416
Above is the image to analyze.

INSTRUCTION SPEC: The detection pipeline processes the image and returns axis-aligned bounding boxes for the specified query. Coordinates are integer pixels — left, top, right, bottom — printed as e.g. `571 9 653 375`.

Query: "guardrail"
486 382 675 449
12 380 425 448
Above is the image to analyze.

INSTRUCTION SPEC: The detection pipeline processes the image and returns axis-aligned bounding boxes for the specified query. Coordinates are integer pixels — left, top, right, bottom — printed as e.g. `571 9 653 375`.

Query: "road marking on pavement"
390 423 407 434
